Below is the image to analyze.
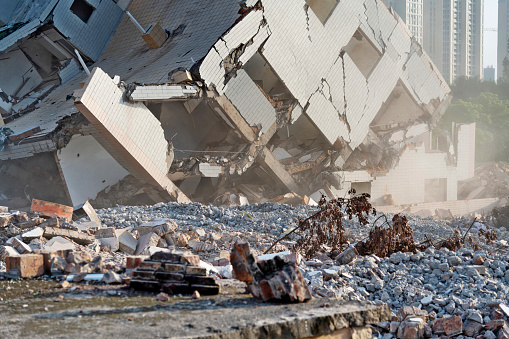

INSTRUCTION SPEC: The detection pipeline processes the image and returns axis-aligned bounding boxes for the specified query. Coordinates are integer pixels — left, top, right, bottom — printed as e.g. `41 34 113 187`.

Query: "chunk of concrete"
135 232 161 255
117 229 138 255
98 237 119 252
137 219 177 237
22 227 44 242
0 245 20 260
11 237 32 254
73 200 101 225
95 227 116 239
43 227 95 245
44 236 75 252
6 254 45 278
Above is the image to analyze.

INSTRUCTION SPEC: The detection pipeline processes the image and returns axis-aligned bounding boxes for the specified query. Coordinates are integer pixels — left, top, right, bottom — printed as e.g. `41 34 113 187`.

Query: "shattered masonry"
0 0 476 210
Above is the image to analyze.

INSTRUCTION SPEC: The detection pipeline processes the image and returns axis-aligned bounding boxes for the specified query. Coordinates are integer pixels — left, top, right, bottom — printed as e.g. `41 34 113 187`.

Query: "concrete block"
0 213 13 227
98 237 119 252
44 236 76 252
22 227 44 242
43 227 95 245
0 245 20 260
118 230 138 255
6 254 45 278
95 227 116 239
135 232 161 255
73 200 101 225
137 219 176 237
12 237 32 254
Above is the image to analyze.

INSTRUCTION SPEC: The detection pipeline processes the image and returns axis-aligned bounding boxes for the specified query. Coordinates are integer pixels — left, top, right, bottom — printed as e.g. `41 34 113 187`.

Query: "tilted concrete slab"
74 67 190 203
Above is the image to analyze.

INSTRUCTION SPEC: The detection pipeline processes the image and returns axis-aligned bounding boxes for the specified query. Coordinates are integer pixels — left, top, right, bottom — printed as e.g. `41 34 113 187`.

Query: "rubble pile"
300 246 509 338
458 162 509 200
0 199 509 337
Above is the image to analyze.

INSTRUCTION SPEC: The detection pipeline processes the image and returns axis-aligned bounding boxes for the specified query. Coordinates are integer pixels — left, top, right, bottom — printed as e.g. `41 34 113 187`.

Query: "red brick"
126 256 149 269
31 199 73 221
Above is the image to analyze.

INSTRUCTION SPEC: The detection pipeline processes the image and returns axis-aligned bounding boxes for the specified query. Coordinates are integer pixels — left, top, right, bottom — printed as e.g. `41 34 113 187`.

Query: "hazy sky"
484 0 498 76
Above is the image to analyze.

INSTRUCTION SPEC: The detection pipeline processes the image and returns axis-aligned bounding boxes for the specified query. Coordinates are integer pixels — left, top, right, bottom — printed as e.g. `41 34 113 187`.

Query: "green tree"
439 92 509 163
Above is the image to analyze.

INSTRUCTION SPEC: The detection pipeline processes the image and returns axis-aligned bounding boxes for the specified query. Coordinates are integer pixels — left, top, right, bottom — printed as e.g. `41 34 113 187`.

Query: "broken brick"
230 240 311 303
31 199 73 221
442 315 463 336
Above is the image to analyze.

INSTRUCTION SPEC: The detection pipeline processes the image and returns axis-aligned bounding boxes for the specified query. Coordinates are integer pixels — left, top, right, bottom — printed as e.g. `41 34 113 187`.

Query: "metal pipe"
126 11 146 34
74 49 90 76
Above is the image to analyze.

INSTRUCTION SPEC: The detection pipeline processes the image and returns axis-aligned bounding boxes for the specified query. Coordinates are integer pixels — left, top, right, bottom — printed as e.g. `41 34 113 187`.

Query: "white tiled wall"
224 69 276 134
74 67 189 202
201 0 450 150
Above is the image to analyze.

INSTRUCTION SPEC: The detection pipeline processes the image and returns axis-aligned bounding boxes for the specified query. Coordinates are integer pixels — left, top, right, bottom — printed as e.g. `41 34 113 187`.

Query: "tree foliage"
439 78 509 163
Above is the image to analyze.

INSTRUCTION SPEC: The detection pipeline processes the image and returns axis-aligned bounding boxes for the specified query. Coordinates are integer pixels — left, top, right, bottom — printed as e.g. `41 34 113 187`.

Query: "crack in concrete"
303 5 312 42
339 51 351 134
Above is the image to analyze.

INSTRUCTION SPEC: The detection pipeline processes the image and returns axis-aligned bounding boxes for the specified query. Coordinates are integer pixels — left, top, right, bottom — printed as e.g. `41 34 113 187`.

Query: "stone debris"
458 162 509 200
0 199 508 338
230 240 311 303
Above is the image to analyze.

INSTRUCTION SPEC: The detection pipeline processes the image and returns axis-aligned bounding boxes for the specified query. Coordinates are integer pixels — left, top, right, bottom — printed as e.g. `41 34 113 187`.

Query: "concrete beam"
257 147 301 194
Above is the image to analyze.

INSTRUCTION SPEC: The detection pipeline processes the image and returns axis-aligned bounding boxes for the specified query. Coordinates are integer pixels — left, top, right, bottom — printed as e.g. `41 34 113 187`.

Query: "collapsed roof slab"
129 85 199 102
74 67 190 203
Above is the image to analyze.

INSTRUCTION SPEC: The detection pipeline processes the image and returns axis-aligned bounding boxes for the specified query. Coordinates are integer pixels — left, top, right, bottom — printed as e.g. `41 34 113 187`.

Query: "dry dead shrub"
435 229 463 251
265 190 375 258
355 214 418 257
291 191 376 258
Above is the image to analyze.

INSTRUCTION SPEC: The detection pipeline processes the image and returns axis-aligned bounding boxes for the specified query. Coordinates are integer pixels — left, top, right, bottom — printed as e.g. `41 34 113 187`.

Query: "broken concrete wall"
0 49 44 98
56 134 129 206
0 152 70 210
456 123 476 181
52 0 125 61
201 0 450 153
351 144 458 206
74 67 190 203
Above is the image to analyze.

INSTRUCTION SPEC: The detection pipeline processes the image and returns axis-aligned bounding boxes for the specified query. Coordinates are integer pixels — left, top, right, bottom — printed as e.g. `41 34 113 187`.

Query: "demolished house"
0 0 476 210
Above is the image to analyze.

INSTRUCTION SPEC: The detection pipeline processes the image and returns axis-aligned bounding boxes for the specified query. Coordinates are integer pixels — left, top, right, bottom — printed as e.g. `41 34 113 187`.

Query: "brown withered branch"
356 214 420 257
264 190 375 257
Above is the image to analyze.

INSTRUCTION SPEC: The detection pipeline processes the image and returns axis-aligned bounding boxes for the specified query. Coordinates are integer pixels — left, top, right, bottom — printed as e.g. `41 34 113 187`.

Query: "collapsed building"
0 0 477 211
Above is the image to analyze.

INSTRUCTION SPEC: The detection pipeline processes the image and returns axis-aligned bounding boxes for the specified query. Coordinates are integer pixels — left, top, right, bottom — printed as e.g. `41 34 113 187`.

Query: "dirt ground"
0 277 388 338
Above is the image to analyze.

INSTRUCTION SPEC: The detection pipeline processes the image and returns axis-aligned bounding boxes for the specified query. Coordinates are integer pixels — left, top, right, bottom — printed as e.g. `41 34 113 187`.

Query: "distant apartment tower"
387 0 424 44
484 66 495 81
423 0 484 84
499 0 509 80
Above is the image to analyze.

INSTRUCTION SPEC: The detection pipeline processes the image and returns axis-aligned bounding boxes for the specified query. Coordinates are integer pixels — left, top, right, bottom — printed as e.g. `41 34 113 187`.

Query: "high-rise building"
423 0 484 84
498 0 509 80
387 0 424 44
484 65 495 81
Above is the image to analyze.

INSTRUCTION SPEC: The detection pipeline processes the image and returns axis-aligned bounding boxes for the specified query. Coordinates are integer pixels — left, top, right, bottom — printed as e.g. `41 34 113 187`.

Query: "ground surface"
0 278 388 338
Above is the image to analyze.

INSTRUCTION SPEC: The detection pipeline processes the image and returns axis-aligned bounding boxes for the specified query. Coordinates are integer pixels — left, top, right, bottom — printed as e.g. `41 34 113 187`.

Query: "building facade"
484 66 495 82
498 0 509 80
423 0 484 84
387 0 424 44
